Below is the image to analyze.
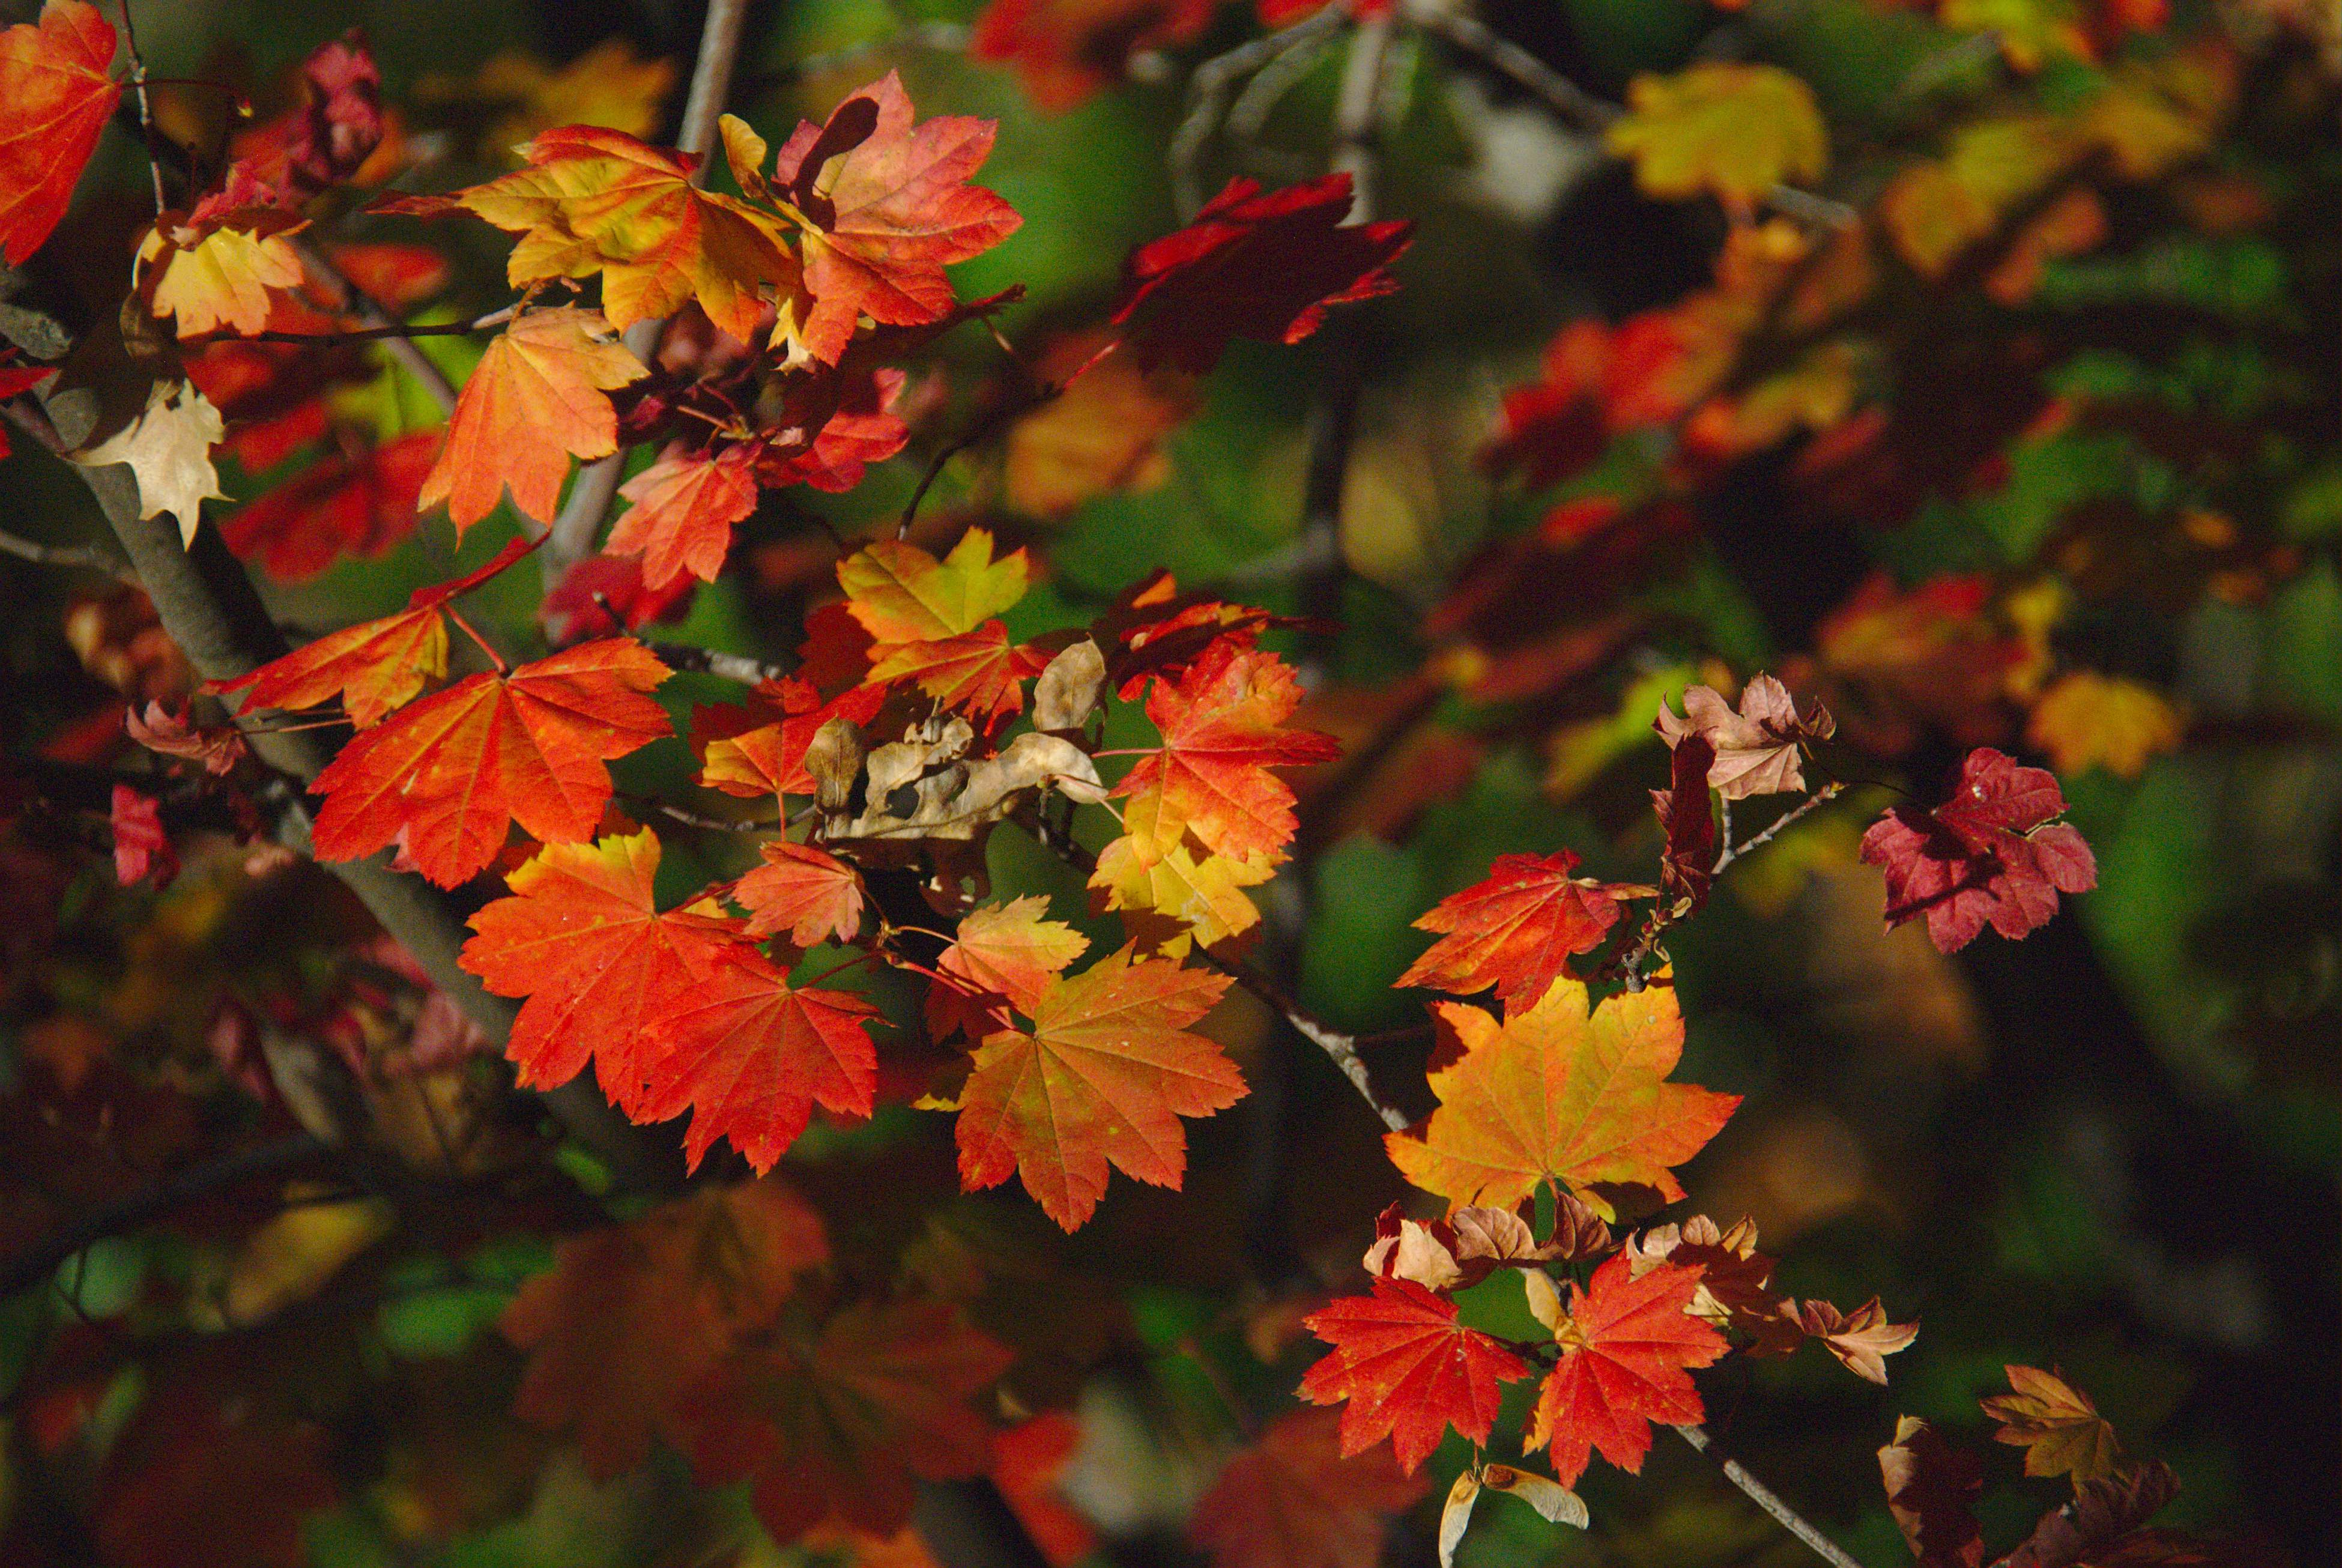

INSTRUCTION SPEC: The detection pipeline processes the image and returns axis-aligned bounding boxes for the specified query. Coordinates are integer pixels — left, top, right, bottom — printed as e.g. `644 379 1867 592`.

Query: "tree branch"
540 0 754 590
1673 1424 1871 1568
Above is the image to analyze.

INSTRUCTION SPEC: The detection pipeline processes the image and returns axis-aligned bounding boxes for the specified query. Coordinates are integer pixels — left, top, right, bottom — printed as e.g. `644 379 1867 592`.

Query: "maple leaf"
1858 748 2097 954
1113 639 1341 864
1999 1462 2181 1568
0 2 122 267
220 429 437 581
736 839 868 947
125 700 246 775
71 380 228 547
1298 1277 1533 1473
1654 675 1835 800
1003 333 1200 517
1982 1365 2121 1486
637 943 883 1172
973 0 1215 112
840 528 1030 644
1396 851 1628 1013
604 440 761 589
680 1296 1011 1542
109 784 175 889
1652 733 1717 913
993 1412 1098 1567
418 121 800 343
927 895 1089 1040
501 1176 829 1479
138 206 309 338
542 551 697 642
953 946 1241 1230
1113 174 1414 374
1089 812 1271 957
870 621 1048 725
1605 63 1829 207
1190 1407 1430 1568
460 829 746 1116
1791 1297 1918 1384
223 34 382 205
695 679 888 802
210 535 537 728
309 638 672 888
760 74 1021 363
1385 979 1738 1221
418 307 646 531
1878 1417 1985 1568
1527 1254 1727 1485
1626 1214 1794 1351
2026 671 2183 780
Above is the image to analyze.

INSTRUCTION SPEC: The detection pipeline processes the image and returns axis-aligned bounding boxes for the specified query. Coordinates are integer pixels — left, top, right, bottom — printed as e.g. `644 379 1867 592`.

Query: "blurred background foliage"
0 0 2335 1566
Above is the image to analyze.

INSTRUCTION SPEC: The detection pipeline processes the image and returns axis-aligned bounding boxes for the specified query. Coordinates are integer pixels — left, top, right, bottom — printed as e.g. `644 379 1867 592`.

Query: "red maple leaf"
1527 1255 1727 1486
219 429 437 581
1651 733 1717 912
460 829 746 1118
109 784 175 890
972 0 1214 112
769 73 1023 364
1112 174 1414 374
1190 1406 1429 1568
1396 851 1627 1011
1113 639 1342 864
309 638 672 888
679 1297 1011 1542
638 943 883 1172
735 840 868 947
0 2 123 266
1299 1277 1533 1474
604 441 761 590
1858 747 2096 953
222 33 382 207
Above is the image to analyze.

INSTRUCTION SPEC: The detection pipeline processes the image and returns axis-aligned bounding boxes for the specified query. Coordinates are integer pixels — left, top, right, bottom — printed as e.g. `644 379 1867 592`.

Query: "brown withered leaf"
1878 1416 1983 1568
1792 1296 1918 1384
1654 674 1834 800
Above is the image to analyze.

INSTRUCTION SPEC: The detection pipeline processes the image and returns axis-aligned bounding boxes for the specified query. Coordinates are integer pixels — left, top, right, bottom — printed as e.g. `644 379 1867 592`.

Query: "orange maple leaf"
954 946 1240 1230
220 429 438 581
309 638 672 887
1981 1366 2121 1485
460 829 747 1116
210 535 537 728
1113 639 1341 864
419 307 646 531
1385 979 1739 1220
1528 1255 1727 1485
0 2 123 267
638 943 883 1172
736 839 868 947
419 121 801 342
695 680 887 802
758 73 1022 363
501 1176 829 1479
868 620 1047 723
926 895 1089 1041
1299 1278 1534 1474
1396 851 1630 1013
1190 1407 1430 1568
679 1296 1012 1542
604 441 761 589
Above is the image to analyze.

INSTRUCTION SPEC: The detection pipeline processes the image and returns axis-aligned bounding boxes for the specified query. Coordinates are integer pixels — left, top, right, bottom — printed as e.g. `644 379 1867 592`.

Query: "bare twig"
0 526 138 584
114 0 168 214
181 307 515 349
647 640 792 685
289 238 462 414
764 20 971 87
1170 8 1347 217
1711 782 1841 873
541 0 755 590
1673 1425 1871 1568
0 1134 331 1298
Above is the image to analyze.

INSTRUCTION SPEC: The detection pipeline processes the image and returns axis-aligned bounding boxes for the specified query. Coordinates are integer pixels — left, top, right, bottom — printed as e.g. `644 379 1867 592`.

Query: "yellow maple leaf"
139 214 307 337
1981 1365 2121 1486
2026 671 2184 779
837 528 1029 644
1605 63 1827 207
1385 978 1739 1221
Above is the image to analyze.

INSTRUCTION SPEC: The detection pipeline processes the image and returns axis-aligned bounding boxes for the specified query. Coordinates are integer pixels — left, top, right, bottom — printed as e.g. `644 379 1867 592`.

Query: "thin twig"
1711 782 1841 874
0 1135 331 1298
1170 9 1347 217
0 527 139 584
180 309 514 348
115 0 168 214
1673 1425 1871 1568
541 0 754 589
289 238 462 414
647 640 791 685
763 20 970 88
